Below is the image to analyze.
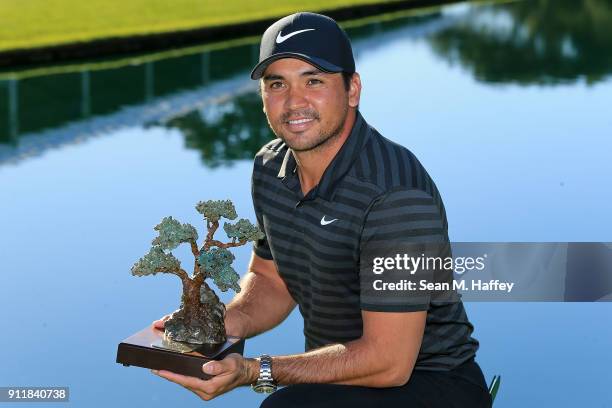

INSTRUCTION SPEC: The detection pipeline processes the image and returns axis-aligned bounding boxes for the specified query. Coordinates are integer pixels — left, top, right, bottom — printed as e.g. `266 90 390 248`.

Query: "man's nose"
286 85 308 110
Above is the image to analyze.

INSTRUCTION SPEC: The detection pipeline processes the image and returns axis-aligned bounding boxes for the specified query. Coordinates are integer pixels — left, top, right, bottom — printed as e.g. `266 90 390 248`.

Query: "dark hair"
342 71 353 91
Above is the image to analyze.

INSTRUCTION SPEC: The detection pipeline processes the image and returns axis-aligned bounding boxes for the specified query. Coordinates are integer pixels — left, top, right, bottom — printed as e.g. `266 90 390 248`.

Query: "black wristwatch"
251 354 277 393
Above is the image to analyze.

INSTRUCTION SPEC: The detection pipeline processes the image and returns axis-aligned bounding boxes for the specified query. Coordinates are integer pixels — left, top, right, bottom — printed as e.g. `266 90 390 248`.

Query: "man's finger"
152 320 165 329
152 314 171 330
202 361 223 376
202 356 238 376
154 369 209 390
155 370 219 396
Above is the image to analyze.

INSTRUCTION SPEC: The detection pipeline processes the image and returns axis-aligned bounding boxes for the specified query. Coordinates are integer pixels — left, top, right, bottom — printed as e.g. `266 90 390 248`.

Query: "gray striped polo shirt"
251 111 479 370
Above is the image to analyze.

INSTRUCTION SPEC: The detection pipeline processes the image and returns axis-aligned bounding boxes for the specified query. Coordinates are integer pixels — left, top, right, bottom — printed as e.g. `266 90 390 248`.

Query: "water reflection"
429 0 612 85
0 43 260 150
157 92 273 168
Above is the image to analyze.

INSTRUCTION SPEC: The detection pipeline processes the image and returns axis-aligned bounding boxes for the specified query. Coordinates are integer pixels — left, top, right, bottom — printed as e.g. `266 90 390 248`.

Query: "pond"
1 0 611 406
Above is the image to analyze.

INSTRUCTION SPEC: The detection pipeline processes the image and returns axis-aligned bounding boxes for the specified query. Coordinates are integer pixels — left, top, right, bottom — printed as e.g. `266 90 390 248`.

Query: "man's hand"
152 353 258 401
150 314 255 400
152 314 171 330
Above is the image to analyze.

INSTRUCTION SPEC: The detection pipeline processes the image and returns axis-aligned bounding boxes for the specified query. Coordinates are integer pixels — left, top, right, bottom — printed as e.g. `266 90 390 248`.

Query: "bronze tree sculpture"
131 199 263 345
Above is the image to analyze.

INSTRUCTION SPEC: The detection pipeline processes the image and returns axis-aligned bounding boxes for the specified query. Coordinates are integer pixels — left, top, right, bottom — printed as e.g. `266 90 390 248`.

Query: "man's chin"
278 130 320 151
285 136 334 153
283 140 315 152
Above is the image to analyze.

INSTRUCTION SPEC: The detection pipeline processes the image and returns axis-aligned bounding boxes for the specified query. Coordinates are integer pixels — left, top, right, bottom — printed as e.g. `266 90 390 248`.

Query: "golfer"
153 12 492 407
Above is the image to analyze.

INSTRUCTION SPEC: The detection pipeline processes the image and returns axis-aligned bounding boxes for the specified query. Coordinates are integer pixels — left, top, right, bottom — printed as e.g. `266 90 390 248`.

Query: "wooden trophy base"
116 326 245 379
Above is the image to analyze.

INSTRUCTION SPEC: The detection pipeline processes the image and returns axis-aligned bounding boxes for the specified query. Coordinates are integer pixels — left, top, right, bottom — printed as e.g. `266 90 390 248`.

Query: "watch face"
253 382 276 393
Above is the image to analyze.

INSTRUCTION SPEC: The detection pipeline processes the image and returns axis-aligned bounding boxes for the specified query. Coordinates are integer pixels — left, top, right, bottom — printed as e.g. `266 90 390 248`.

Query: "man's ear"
259 80 267 113
348 72 362 108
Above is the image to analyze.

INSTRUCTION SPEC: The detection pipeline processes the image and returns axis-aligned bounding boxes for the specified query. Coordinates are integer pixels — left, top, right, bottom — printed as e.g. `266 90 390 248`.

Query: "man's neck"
293 109 357 196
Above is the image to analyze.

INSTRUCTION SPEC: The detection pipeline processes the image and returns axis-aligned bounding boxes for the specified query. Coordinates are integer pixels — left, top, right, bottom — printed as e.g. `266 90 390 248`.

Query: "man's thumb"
202 361 220 375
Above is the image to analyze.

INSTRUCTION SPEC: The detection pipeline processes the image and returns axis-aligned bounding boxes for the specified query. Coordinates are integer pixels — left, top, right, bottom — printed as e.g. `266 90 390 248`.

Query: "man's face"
260 58 357 152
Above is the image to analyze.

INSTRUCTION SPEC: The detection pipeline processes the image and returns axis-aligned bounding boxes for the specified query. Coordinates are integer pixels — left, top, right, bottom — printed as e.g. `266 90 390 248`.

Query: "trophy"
116 199 263 379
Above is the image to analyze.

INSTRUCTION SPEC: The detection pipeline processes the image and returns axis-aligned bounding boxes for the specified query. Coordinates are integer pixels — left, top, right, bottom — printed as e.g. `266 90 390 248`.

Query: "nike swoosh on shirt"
276 29 316 44
320 216 338 226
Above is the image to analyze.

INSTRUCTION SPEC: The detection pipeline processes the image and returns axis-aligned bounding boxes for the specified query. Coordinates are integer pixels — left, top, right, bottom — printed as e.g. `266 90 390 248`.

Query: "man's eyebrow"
301 69 324 76
262 74 284 81
262 69 325 81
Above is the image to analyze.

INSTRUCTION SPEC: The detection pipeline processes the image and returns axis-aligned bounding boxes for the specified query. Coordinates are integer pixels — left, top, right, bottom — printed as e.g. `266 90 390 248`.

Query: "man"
153 12 492 407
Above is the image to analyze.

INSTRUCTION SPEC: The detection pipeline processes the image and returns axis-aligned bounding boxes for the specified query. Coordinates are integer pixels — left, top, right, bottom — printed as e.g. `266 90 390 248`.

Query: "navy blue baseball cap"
250 12 355 80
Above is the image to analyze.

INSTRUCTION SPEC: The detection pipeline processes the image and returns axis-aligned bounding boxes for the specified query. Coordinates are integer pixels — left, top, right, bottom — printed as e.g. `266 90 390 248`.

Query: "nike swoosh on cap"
276 28 316 44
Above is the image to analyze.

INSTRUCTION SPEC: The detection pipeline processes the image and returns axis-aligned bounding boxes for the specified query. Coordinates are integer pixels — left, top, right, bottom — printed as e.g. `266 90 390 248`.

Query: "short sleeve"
359 188 452 312
251 165 274 260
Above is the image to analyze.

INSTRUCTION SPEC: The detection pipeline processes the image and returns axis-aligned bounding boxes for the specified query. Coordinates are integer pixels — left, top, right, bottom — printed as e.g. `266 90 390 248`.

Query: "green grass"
0 0 407 53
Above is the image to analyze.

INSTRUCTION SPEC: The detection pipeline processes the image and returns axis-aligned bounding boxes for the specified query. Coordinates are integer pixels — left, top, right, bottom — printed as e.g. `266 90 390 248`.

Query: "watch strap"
258 354 274 382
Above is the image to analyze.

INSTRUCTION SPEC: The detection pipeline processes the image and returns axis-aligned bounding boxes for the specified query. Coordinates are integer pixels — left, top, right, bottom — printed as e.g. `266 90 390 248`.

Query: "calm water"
1 0 611 406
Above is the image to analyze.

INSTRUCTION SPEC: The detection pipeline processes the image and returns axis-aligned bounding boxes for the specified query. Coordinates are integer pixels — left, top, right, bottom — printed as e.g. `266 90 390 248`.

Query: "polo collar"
277 110 371 201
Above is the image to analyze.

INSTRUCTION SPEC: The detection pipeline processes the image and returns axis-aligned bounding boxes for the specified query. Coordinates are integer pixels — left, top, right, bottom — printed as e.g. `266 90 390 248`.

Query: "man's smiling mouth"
287 118 315 125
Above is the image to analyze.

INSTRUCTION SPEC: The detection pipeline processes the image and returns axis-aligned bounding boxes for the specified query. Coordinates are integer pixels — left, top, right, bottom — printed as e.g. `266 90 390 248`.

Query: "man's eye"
307 79 322 85
270 82 283 89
